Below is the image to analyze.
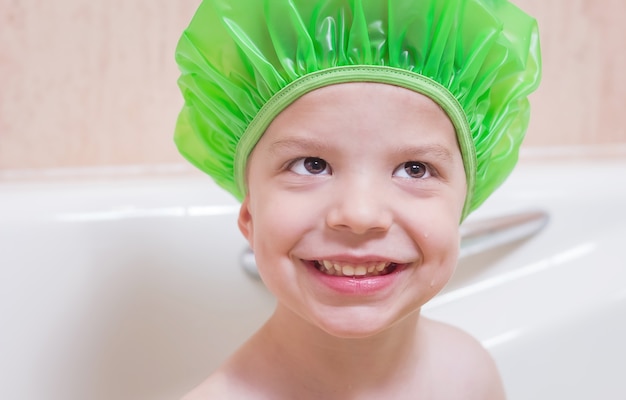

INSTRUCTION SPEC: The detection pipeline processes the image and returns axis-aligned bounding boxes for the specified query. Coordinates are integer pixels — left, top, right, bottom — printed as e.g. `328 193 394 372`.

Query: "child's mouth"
312 260 398 278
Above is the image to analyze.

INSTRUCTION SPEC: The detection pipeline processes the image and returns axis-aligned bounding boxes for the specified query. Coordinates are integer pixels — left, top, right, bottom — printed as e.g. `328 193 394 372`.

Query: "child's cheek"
417 212 461 274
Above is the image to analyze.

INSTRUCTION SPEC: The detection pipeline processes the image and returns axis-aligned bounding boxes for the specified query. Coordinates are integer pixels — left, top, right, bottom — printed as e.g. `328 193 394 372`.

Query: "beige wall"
1 0 625 172
520 0 626 150
0 0 201 170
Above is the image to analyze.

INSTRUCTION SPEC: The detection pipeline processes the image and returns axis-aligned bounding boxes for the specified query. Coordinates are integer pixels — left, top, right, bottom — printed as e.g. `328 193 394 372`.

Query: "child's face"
238 82 467 338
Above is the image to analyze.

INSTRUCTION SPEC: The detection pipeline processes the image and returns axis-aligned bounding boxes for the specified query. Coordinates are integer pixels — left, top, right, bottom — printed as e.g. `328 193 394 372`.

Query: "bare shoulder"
179 337 272 400
180 371 234 400
181 367 266 400
420 317 507 399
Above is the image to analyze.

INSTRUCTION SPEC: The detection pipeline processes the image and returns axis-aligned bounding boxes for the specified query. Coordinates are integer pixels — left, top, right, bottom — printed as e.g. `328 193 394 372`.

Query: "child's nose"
325 178 393 235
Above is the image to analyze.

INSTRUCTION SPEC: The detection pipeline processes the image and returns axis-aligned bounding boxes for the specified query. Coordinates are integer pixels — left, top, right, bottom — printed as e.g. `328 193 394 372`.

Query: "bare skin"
183 311 505 399
182 83 506 399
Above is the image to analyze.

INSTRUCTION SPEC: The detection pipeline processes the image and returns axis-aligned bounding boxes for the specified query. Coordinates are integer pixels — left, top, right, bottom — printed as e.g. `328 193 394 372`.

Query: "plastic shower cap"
174 0 541 220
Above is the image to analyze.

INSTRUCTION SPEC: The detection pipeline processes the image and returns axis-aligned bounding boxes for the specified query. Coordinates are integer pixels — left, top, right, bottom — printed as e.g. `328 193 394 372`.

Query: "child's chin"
312 308 419 339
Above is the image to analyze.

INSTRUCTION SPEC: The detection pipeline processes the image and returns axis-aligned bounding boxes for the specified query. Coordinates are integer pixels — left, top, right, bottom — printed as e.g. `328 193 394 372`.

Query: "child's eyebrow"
394 144 455 162
268 137 329 155
268 138 456 161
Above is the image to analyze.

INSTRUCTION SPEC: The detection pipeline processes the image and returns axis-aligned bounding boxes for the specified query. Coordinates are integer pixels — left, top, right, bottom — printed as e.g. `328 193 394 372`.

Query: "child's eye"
289 157 331 175
393 161 432 179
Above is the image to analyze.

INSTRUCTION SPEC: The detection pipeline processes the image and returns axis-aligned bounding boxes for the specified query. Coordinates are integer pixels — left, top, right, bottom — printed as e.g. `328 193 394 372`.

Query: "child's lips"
302 258 410 295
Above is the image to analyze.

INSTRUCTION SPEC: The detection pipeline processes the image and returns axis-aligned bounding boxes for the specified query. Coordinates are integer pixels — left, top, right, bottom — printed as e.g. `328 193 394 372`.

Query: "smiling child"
174 0 541 398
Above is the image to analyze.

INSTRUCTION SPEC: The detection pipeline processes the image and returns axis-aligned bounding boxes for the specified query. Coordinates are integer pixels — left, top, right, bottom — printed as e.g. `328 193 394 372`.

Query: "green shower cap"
174 0 541 219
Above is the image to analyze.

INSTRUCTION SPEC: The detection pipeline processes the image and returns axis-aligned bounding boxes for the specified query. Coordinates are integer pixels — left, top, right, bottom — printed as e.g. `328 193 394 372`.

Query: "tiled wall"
1 0 625 171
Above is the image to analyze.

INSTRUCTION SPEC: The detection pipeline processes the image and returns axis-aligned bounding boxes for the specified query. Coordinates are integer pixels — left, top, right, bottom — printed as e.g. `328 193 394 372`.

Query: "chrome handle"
240 247 261 280
459 209 549 259
240 209 550 279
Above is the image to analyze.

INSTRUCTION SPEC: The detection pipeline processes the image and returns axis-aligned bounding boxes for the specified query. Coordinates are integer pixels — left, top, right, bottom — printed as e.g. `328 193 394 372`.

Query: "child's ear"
237 195 254 248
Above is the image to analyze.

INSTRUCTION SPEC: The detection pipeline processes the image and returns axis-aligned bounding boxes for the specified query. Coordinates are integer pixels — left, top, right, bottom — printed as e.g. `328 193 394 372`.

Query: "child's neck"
254 304 426 398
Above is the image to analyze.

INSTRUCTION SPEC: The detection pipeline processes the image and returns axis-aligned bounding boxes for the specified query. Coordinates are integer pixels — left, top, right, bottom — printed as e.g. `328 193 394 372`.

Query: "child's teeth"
317 261 392 277
354 266 367 276
342 265 355 276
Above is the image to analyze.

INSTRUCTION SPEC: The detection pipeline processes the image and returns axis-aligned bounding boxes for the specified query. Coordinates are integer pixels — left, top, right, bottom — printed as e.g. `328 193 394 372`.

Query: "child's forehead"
269 82 452 127
258 82 460 156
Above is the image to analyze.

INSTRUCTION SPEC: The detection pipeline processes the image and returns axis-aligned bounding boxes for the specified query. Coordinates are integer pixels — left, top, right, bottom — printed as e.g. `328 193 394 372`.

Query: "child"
174 0 541 398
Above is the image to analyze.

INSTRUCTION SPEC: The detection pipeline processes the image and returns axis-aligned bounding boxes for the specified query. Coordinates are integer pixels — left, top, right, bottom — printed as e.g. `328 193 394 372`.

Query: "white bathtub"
1 158 625 400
